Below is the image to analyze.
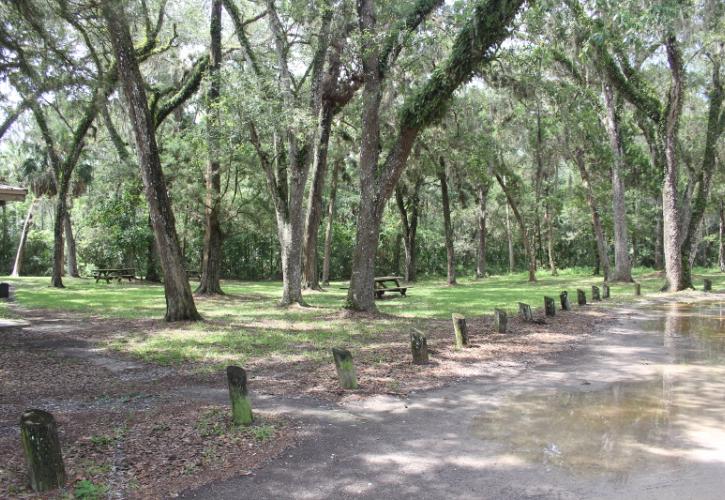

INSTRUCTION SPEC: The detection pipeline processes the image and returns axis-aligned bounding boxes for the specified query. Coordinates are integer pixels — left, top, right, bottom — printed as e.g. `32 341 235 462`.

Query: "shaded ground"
1 287 611 498
183 293 725 500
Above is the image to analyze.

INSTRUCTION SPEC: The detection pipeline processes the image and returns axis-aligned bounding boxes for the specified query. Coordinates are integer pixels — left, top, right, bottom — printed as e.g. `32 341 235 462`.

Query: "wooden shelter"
0 184 28 204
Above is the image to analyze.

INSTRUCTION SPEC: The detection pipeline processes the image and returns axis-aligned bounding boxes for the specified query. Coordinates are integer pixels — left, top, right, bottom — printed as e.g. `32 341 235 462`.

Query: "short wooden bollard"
452 313 469 347
518 302 533 322
602 283 610 299
410 329 429 364
332 347 358 389
704 279 712 292
20 409 65 492
226 366 253 425
494 309 507 333
544 296 556 316
592 285 601 301
577 289 586 306
634 283 641 296
560 291 571 311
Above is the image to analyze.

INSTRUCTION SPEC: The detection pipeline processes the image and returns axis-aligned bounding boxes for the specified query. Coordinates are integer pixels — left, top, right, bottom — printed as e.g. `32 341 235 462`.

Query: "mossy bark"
494 309 507 333
20 409 65 492
544 296 556 316
518 302 533 322
226 366 253 425
560 291 571 311
410 329 429 364
452 313 469 347
603 283 611 299
577 289 586 306
591 286 601 301
332 347 358 389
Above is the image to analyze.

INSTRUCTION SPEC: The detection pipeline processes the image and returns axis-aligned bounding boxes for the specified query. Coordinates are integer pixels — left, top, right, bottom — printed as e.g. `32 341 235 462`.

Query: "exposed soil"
1 300 613 498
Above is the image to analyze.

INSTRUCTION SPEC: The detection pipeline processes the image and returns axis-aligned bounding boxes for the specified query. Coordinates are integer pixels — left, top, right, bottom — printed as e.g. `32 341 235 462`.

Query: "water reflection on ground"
471 300 725 479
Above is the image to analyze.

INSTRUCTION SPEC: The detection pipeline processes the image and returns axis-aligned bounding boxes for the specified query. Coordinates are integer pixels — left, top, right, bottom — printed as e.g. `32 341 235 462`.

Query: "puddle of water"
471 301 725 479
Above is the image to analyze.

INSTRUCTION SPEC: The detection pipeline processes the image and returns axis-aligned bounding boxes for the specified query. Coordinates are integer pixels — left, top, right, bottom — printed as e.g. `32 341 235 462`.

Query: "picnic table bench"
340 276 413 299
92 268 136 284
186 269 201 280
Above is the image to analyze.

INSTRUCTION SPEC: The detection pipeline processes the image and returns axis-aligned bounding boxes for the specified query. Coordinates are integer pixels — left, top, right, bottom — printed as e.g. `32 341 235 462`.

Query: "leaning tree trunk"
302 103 334 290
602 83 633 282
438 163 456 286
63 211 79 277
103 1 200 321
575 149 611 280
476 183 489 278
719 199 725 272
321 160 341 286
496 173 536 282
197 0 224 296
661 36 686 291
655 192 664 270
11 199 36 277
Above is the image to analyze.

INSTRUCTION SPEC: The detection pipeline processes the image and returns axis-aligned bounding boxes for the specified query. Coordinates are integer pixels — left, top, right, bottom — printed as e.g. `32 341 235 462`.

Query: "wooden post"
591 285 601 301
331 347 358 389
560 291 571 311
544 296 556 316
704 279 712 292
226 366 253 425
577 289 586 306
602 283 610 299
494 308 507 333
634 283 641 296
20 409 65 492
452 313 469 347
410 329 429 364
518 302 533 322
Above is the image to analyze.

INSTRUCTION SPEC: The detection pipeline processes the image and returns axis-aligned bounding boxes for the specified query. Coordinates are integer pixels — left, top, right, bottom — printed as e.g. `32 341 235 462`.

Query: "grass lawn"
2 267 722 370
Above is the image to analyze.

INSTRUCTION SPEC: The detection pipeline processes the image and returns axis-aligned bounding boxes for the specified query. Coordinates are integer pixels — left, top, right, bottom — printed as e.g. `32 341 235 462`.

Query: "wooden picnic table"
339 276 413 299
92 268 136 284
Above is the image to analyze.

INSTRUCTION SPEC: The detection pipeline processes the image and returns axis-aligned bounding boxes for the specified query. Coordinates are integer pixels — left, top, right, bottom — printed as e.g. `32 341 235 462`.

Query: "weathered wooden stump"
560 291 571 311
0 283 9 299
20 409 65 492
331 347 358 389
518 302 533 322
591 285 601 301
602 283 610 299
452 313 469 347
494 309 507 333
544 296 556 316
410 329 429 365
704 279 712 292
577 289 586 306
226 366 253 425
634 283 641 296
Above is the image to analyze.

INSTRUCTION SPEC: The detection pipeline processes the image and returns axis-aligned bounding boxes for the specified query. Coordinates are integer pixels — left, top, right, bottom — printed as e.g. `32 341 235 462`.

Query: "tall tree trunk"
302 103 334 290
321 160 341 286
505 203 515 273
719 199 725 273
103 1 200 321
50 180 70 287
476 182 490 278
395 178 421 283
544 202 557 275
655 193 664 270
438 161 456 286
661 36 686 291
602 83 633 282
11 199 36 277
575 149 611 280
64 210 79 277
197 0 224 296
496 173 536 282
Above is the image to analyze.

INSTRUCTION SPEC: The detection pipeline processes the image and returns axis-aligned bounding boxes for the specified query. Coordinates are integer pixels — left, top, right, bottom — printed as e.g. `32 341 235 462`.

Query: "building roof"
0 184 28 202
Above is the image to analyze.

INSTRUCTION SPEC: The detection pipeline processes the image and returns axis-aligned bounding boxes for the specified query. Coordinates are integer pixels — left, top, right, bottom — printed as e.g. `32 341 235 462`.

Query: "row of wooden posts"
18 279 715 492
